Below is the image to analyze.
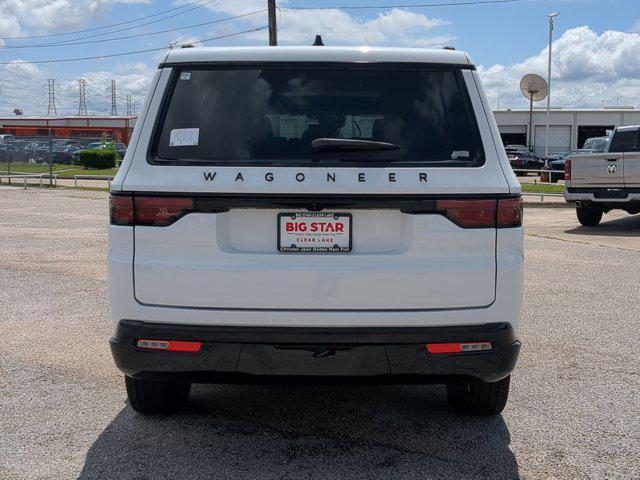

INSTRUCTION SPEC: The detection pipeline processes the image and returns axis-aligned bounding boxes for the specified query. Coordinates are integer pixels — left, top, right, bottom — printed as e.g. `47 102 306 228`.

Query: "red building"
0 115 137 143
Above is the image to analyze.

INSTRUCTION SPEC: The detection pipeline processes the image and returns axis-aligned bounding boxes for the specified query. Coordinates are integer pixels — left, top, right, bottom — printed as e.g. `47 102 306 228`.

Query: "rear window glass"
153 67 484 167
609 130 639 152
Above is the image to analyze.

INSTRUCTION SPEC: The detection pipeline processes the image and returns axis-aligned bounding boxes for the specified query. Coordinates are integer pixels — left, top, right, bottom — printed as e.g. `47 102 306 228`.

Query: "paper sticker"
169 128 199 147
451 150 470 159
180 72 191 80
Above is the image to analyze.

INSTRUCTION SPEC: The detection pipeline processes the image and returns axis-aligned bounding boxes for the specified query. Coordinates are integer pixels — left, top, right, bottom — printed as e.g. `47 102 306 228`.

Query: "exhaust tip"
575 201 582 207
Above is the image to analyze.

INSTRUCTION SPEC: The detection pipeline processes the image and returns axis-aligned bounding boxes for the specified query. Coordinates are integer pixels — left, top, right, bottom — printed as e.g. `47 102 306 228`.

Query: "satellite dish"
520 74 548 102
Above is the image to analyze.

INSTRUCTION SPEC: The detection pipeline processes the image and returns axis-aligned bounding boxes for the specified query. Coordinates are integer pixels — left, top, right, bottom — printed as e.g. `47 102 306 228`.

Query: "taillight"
135 197 194 226
497 198 523 227
435 199 497 228
565 159 571 181
110 195 134 226
435 198 522 228
109 195 194 226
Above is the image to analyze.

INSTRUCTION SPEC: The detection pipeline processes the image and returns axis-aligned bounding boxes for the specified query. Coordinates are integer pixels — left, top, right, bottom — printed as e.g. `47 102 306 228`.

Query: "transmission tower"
77 79 88 116
44 79 58 116
125 95 132 116
109 79 118 116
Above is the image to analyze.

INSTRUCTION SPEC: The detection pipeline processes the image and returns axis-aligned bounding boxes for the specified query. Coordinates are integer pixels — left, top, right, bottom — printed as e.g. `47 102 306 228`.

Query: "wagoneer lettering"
108 46 523 416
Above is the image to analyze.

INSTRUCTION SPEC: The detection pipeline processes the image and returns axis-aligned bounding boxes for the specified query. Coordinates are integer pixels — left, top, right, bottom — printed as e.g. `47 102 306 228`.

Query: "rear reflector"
426 342 492 354
136 339 202 352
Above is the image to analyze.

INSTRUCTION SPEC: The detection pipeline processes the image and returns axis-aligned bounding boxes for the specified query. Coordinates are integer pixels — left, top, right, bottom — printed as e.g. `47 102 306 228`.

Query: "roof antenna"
313 35 324 46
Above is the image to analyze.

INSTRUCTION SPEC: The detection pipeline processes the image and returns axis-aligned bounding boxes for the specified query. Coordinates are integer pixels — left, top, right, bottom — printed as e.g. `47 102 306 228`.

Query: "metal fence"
0 136 111 165
0 174 58 188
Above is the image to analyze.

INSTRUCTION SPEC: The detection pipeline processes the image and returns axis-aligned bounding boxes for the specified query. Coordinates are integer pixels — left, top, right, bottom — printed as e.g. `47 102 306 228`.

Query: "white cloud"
273 8 451 46
206 2 452 47
0 0 149 35
479 26 640 109
5 60 42 79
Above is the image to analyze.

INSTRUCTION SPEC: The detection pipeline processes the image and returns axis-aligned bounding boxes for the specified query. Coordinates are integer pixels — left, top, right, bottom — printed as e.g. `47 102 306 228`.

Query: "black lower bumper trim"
110 321 520 384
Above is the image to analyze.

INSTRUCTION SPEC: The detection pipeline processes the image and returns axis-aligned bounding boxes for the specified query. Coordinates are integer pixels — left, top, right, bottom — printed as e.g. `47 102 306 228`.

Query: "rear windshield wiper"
311 138 401 154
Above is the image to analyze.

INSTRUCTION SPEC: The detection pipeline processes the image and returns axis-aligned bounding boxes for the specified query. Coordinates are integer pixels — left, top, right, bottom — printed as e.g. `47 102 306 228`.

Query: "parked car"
504 144 528 153
582 136 609 152
53 139 84 147
545 149 597 182
108 46 523 417
78 141 127 159
52 145 82 164
565 125 640 225
506 149 544 175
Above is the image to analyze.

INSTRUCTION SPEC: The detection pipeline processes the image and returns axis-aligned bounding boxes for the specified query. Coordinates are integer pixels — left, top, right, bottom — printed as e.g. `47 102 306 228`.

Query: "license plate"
278 212 352 253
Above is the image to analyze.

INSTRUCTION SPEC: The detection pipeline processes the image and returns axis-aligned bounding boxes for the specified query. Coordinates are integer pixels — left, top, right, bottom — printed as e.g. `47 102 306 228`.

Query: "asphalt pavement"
1 187 638 480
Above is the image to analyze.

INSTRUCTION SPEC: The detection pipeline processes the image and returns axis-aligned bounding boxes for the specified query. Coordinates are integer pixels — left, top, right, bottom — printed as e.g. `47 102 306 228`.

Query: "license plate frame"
277 212 352 253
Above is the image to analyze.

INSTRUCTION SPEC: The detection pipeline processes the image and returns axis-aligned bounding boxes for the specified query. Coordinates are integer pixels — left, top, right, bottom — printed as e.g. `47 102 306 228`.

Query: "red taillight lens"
565 159 571 181
426 342 492 354
497 198 523 228
136 339 202 352
435 199 497 228
109 195 194 226
135 197 194 226
110 195 134 226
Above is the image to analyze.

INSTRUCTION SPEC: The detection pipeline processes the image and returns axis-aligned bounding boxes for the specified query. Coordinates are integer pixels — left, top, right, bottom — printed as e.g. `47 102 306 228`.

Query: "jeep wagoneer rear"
108 46 523 416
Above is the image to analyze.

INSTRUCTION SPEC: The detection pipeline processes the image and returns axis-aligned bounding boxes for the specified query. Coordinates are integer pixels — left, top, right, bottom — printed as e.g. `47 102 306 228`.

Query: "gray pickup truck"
565 125 640 225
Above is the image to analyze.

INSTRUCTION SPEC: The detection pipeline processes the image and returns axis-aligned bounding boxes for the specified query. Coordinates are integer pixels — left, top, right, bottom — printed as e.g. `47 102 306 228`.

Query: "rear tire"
576 206 603 226
446 375 510 416
125 376 191 414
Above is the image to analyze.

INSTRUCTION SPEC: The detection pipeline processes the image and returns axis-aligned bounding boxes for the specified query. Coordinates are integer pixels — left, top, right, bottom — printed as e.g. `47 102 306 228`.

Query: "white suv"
108 46 523 416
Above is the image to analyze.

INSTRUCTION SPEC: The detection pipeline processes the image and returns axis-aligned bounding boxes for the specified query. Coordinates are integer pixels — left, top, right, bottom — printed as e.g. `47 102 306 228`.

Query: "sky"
0 0 638 116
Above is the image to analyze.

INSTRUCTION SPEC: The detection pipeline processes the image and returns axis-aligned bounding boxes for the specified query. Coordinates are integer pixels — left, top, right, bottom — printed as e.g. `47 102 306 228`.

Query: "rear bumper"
565 188 640 204
110 320 520 384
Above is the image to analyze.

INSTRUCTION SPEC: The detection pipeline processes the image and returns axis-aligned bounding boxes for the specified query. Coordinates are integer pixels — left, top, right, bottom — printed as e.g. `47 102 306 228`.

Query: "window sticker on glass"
180 72 191 81
451 150 470 159
169 128 199 147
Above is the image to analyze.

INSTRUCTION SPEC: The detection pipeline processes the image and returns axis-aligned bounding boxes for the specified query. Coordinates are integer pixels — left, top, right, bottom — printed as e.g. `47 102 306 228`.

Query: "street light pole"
616 95 623 107
544 12 559 167
497 96 503 109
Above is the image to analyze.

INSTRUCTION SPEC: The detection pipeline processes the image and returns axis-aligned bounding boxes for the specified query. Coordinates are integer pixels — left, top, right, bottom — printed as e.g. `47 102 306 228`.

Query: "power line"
3 9 267 49
1 0 220 40
0 26 269 65
284 0 527 9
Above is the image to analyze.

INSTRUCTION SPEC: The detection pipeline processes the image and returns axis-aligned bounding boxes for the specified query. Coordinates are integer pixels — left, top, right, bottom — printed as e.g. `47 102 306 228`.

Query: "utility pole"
267 0 277 46
109 79 118 116
77 79 88 116
48 128 53 186
125 95 133 116
544 12 559 167
45 79 58 116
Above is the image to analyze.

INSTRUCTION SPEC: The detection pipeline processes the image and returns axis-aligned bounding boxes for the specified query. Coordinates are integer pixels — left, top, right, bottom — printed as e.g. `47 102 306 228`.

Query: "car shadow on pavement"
78 384 519 480
565 214 640 237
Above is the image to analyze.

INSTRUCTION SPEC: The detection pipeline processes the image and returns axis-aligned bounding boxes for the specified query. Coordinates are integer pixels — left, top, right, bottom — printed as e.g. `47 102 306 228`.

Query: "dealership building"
494 108 640 156
0 115 137 143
